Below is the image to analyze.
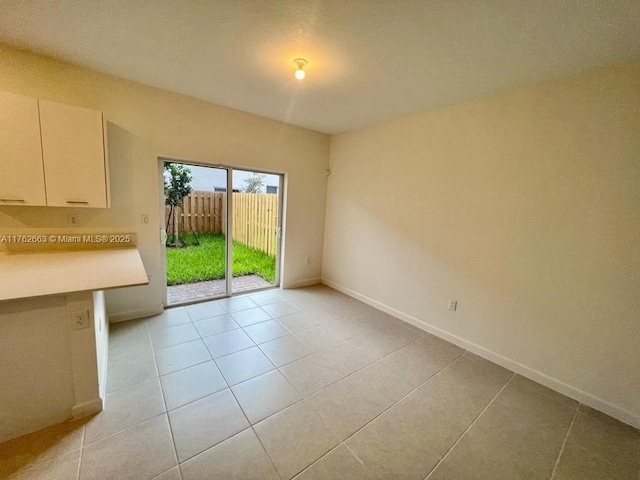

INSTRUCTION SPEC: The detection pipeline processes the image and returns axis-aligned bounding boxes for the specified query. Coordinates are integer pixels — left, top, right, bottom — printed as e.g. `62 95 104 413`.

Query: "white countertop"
0 247 148 302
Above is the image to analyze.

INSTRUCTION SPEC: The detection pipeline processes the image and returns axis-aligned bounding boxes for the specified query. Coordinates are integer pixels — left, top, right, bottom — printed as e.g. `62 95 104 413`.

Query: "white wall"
0 291 103 442
0 44 329 319
323 63 640 426
0 296 75 442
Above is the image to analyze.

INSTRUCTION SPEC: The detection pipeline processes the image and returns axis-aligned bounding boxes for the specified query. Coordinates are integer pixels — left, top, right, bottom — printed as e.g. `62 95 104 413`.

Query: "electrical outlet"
68 214 79 225
448 299 457 311
141 214 149 225
72 310 90 330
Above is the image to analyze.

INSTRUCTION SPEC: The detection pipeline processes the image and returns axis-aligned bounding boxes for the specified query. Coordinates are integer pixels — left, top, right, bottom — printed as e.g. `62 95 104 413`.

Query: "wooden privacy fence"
166 191 226 235
165 190 279 256
232 192 279 257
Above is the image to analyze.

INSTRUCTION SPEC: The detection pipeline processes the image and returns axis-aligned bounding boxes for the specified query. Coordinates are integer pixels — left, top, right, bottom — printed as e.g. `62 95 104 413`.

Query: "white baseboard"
71 397 103 419
283 277 322 289
108 304 164 323
322 278 640 430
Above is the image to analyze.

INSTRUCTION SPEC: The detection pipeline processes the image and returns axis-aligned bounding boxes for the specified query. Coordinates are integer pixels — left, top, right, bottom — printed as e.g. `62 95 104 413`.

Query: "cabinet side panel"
93 290 108 400
0 91 46 206
0 296 76 442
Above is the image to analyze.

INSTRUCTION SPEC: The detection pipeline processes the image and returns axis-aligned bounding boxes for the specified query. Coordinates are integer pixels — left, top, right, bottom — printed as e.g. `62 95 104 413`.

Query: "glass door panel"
165 162 229 305
230 169 281 294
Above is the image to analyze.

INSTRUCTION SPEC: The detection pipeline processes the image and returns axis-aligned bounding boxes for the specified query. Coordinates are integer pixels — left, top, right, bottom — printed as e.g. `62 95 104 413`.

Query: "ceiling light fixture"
294 58 307 80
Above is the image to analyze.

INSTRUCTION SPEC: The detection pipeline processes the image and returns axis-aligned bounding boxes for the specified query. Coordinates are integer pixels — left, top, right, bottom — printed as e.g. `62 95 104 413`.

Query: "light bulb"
293 58 307 80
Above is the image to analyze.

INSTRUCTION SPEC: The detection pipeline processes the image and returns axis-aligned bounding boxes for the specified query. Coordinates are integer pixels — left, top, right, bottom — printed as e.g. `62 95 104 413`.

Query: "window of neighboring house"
266 185 278 194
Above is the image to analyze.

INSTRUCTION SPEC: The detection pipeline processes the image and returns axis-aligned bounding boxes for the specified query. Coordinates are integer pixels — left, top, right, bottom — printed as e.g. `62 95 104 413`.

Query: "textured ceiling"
0 0 639 134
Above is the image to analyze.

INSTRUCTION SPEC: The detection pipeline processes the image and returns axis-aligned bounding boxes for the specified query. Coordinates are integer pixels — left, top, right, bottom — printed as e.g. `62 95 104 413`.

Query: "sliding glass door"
162 159 282 306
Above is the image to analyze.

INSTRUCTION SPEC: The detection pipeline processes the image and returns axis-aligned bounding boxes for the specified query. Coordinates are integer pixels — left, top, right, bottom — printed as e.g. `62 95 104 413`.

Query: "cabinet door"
0 91 47 206
39 100 108 208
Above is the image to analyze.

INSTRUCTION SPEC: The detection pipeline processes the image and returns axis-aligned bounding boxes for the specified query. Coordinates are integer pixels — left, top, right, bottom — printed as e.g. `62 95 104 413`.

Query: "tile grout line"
162 384 229 415
225 382 286 480
154 292 466 478
158 305 294 421
276 322 456 409
82 413 170 448
155 305 233 377
246 423 286 480
159 357 213 378
549 406 631 476
291 440 371 479
342 441 374 477
290 351 468 477
75 425 86 480
241 387 286 479
159 307 282 366
148 319 184 480
562 436 633 473
260 290 422 476
103 363 157 396
90 319 181 468
275 317 416 393
307 349 466 439
549 403 580 480
173 303 292 477
192 307 288 479
205 292 392 478
424 371 517 480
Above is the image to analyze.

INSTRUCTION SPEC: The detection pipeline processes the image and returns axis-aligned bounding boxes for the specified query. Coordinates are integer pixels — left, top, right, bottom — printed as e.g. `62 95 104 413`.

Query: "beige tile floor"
1 285 639 479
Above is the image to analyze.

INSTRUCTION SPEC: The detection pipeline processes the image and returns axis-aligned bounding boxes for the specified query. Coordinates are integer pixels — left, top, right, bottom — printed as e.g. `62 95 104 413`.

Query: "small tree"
164 163 192 246
242 172 266 193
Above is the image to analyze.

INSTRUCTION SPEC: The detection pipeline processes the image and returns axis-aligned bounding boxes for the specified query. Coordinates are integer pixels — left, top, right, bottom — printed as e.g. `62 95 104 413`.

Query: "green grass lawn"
166 233 276 286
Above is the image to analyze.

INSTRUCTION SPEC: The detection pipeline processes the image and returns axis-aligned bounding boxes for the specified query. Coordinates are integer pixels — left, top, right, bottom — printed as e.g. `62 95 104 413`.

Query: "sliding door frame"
225 165 233 296
159 156 284 306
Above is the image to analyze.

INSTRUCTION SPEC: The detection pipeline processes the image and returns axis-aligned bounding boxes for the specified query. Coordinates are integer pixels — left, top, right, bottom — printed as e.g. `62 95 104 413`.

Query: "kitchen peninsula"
0 241 148 442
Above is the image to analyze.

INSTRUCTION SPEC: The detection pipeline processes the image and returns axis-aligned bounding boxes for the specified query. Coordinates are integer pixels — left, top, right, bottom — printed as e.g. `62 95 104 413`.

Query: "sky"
176 165 279 192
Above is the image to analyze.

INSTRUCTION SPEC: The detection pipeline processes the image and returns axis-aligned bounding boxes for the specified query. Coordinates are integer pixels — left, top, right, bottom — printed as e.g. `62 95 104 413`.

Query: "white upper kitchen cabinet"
0 91 47 206
39 99 109 208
